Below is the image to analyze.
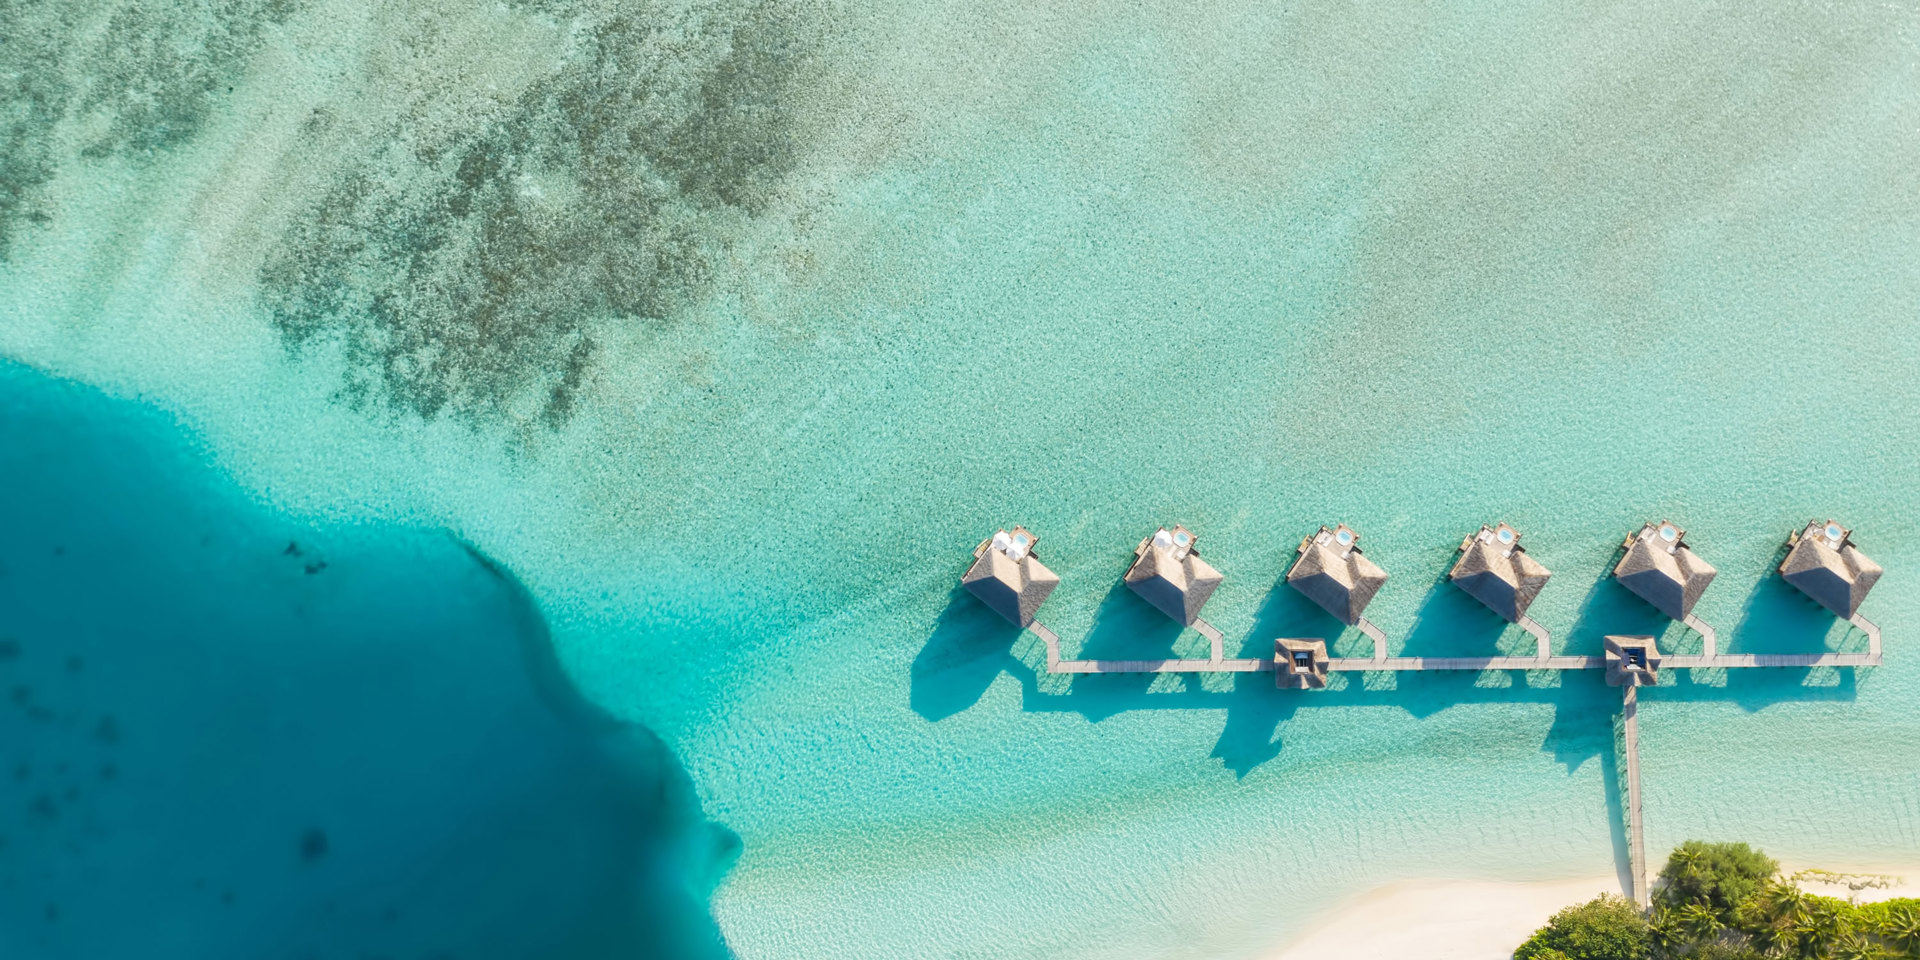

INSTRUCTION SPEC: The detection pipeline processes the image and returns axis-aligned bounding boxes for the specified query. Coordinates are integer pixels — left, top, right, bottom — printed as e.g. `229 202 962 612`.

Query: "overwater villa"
981 515 1886 914
1275 638 1330 689
1614 521 1717 621
1450 523 1553 624
1287 524 1389 626
962 526 1060 628
1124 525 1224 626
1780 520 1883 620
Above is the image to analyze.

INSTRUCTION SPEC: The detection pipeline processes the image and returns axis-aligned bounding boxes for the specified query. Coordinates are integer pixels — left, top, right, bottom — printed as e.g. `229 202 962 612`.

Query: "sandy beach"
1268 876 1624 960
1269 866 1920 960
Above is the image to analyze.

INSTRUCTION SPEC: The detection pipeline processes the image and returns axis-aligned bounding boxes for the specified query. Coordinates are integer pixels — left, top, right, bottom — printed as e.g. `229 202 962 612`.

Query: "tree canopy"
1516 894 1652 960
1515 842 1920 960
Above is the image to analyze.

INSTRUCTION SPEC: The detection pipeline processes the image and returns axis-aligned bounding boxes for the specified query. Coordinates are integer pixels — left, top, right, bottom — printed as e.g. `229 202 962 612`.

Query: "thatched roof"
1450 523 1552 623
1780 520 1883 619
1288 524 1389 625
1614 521 1717 621
1275 638 1330 689
1124 525 1223 626
1604 635 1662 687
962 526 1060 627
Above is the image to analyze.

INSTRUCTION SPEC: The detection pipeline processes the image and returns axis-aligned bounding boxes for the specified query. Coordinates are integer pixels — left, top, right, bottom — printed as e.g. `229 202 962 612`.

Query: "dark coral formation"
2 0 816 431
0 0 303 256
260 0 816 429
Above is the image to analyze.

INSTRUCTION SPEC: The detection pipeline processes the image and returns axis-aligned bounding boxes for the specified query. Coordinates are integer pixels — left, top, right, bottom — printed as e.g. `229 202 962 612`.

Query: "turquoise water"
3 0 1919 957
0 361 737 957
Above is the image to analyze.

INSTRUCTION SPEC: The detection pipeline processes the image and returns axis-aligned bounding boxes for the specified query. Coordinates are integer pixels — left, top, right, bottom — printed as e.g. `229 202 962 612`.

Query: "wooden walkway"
1030 608 1889 676
1623 684 1647 906
1027 611 1882 909
1029 617 1882 676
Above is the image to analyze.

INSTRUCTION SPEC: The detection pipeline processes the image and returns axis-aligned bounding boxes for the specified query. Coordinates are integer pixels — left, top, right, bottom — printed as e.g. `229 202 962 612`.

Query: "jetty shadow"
1211 674 1304 777
1655 571 1864 713
1599 717 1635 895
1539 675 1624 772
910 586 1023 721
1032 582 1196 722
1209 577 1338 777
1564 572 1670 658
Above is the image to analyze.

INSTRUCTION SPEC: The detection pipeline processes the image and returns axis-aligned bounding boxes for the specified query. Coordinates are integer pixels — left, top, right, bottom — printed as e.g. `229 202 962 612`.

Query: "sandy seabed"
1269 864 1920 960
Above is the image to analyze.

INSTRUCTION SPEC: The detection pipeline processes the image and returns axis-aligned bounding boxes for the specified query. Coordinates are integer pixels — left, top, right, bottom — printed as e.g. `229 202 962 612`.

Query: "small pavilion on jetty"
1449 523 1554 657
1614 521 1719 653
959 516 1888 907
1287 524 1390 656
1275 638 1330 689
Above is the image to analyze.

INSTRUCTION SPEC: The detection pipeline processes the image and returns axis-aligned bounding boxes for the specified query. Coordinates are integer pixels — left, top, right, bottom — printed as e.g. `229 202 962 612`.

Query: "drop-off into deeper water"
2 1 1919 958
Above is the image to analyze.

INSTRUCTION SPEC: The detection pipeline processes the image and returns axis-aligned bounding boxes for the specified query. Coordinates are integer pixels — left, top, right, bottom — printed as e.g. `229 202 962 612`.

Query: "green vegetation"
1517 842 1920 959
1516 894 1651 960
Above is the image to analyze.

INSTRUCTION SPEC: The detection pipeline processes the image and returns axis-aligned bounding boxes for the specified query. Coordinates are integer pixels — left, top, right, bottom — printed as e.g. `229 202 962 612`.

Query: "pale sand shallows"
1268 866 1920 960
1267 876 1623 960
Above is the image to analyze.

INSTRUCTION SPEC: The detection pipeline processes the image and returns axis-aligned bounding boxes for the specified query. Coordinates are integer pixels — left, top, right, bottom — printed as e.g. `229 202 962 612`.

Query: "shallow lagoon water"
2 0 1919 957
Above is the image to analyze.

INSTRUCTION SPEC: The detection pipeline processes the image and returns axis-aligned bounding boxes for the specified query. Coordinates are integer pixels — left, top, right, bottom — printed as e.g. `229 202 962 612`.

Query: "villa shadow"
1081 579 1187 659
1241 575 1349 658
1027 581 1195 722
1564 571 1672 658
1728 566 1851 656
1399 573 1510 659
1655 569 1865 713
909 586 1023 721
990 558 1874 776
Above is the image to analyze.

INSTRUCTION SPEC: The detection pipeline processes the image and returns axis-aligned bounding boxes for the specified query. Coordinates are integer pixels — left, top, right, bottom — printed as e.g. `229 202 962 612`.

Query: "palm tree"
1879 903 1920 956
1830 931 1886 960
1739 883 1808 958
1792 905 1843 960
1650 910 1692 960
1679 902 1728 941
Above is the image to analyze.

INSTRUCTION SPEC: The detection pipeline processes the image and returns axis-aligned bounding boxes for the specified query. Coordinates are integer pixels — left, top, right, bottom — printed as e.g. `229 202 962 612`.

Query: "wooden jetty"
973 519 1885 911
1605 636 1661 906
1027 632 1879 677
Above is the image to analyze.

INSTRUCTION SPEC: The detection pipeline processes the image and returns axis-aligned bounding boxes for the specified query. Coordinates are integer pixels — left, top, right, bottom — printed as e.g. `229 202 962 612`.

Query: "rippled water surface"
2 1 1918 957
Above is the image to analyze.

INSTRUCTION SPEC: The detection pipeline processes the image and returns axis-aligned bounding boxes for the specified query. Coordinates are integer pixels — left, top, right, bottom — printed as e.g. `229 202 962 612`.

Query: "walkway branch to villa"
973 519 1882 681
962 518 1887 908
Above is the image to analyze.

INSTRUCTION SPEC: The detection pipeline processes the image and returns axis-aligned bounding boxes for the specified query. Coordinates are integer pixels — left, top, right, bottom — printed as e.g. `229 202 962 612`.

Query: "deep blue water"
0 359 736 959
